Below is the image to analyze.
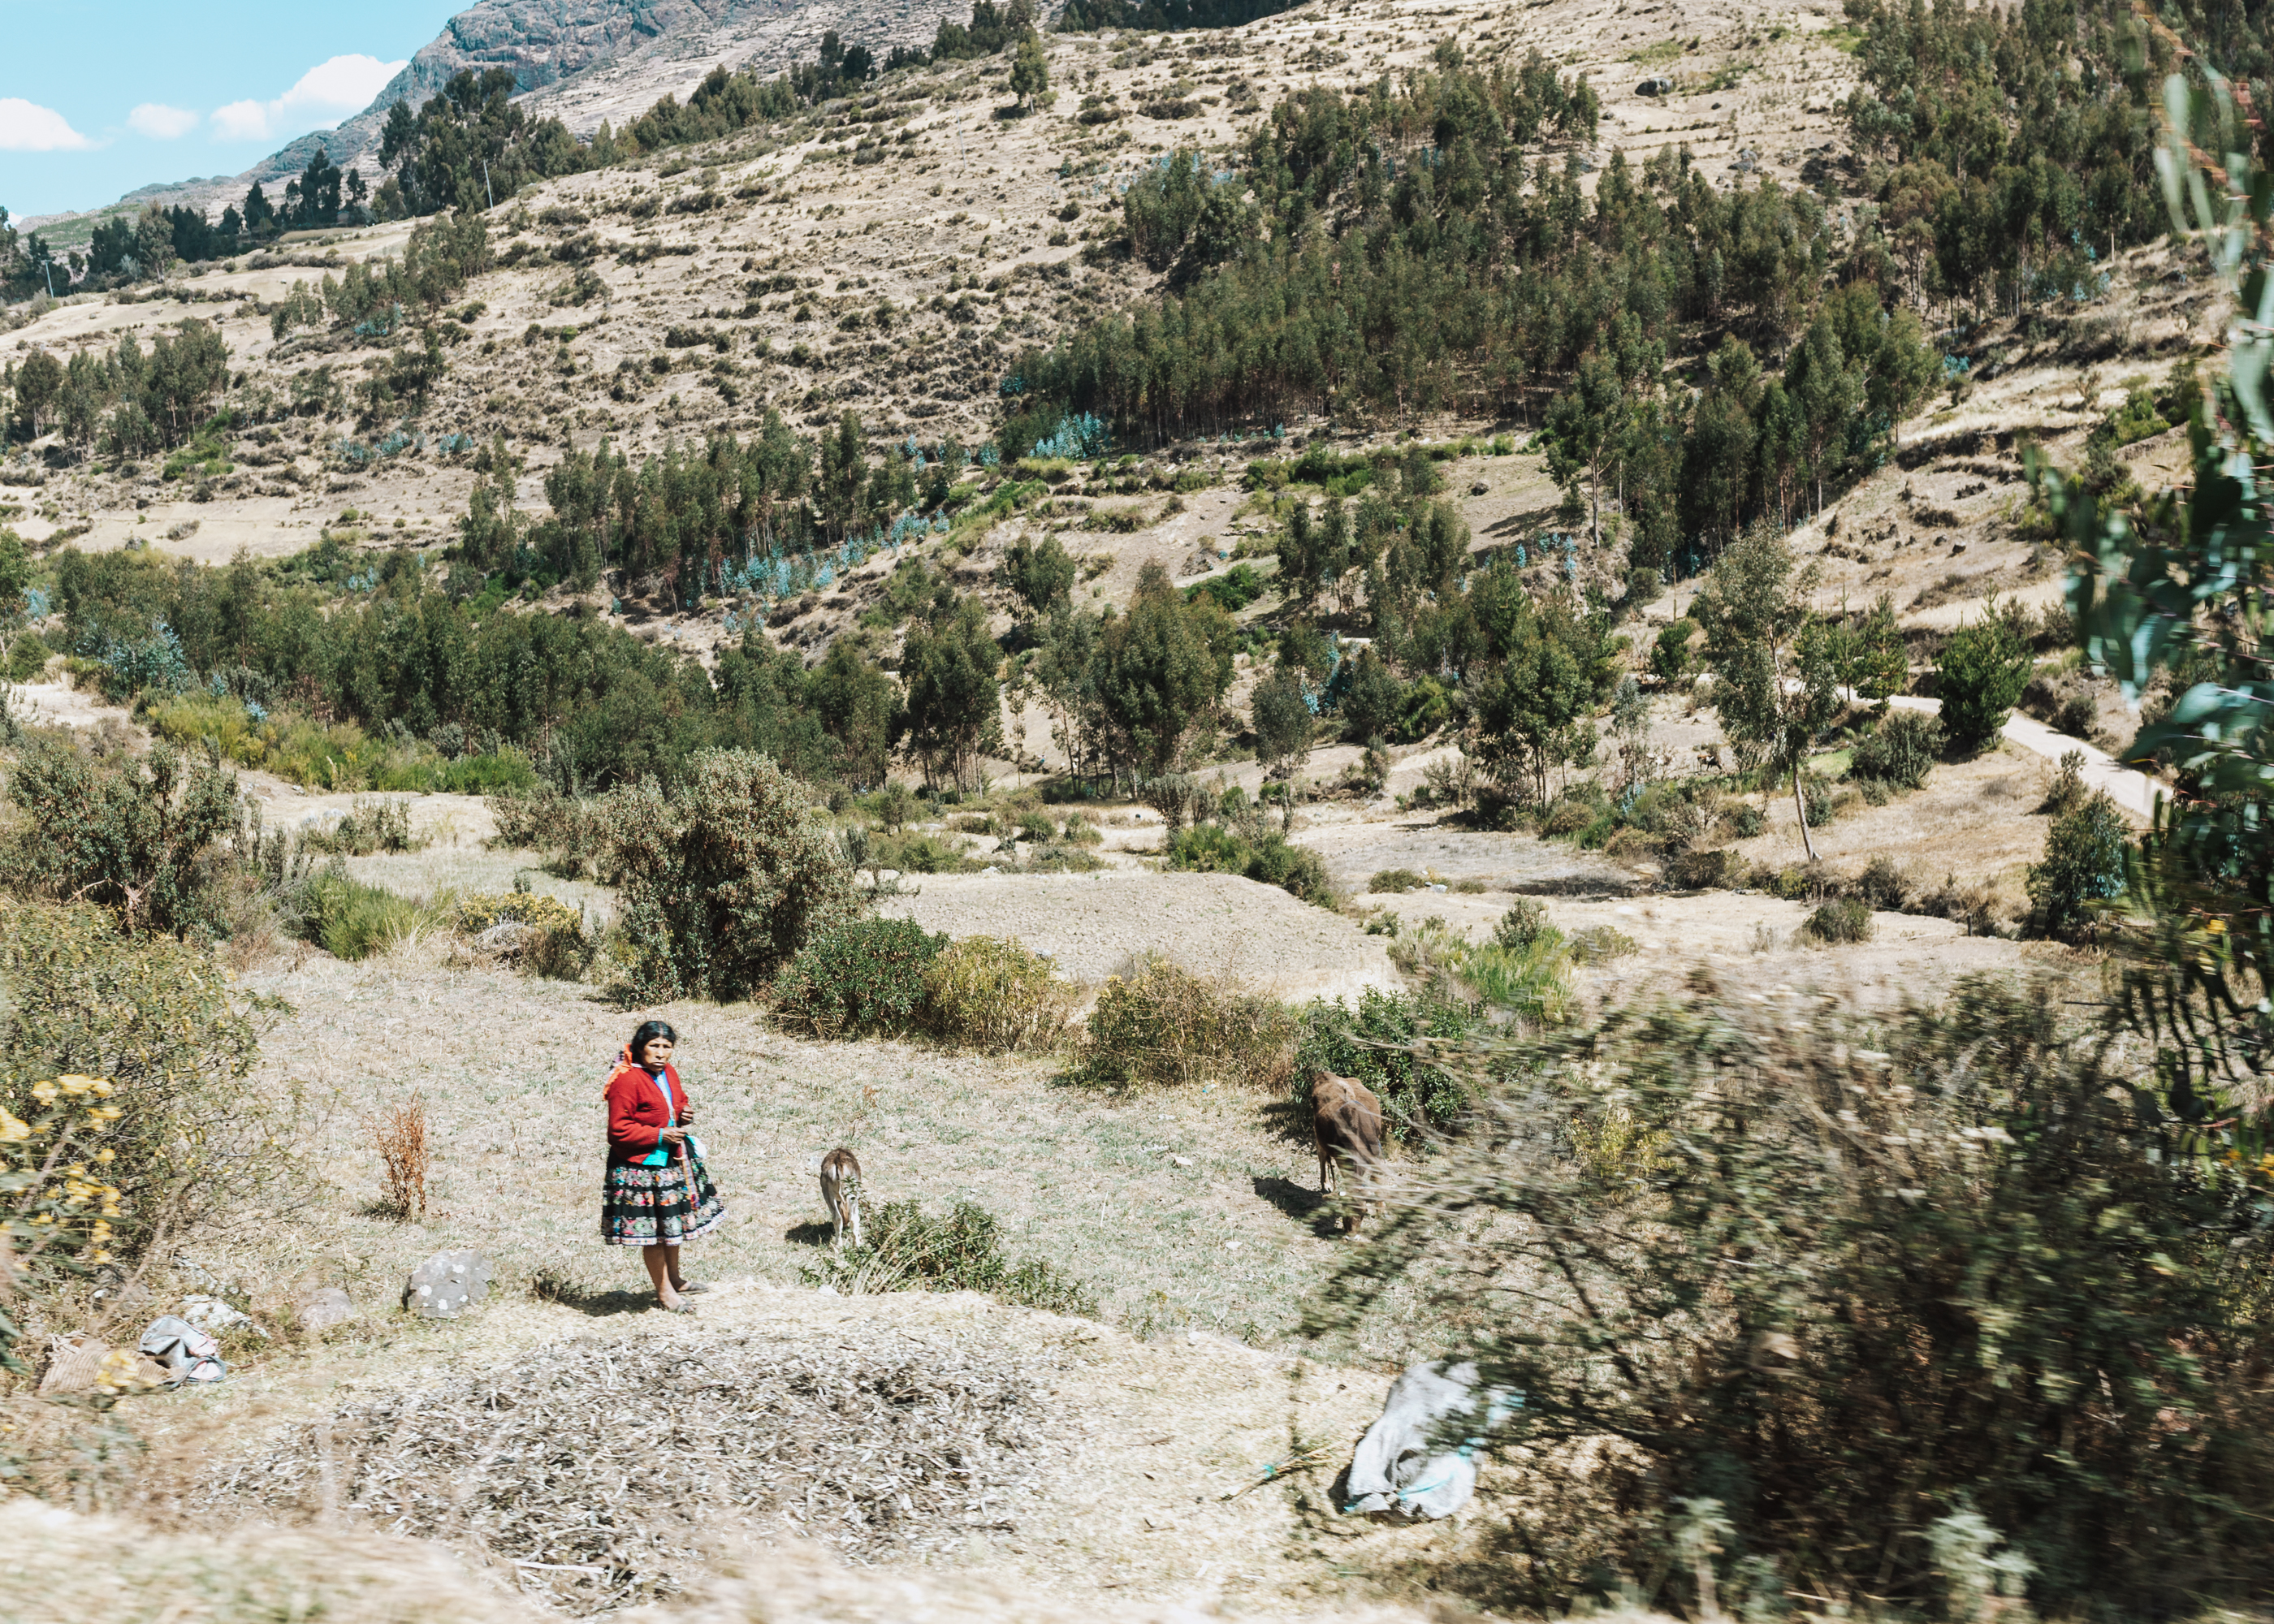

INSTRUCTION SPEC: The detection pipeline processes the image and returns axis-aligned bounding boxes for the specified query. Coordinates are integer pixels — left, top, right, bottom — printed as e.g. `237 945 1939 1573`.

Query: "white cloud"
128 103 200 140
210 54 406 144
0 97 93 152
209 100 275 143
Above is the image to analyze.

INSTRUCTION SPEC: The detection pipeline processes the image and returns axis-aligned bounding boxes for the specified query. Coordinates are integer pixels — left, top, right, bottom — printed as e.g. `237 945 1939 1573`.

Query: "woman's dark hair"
630 1020 679 1064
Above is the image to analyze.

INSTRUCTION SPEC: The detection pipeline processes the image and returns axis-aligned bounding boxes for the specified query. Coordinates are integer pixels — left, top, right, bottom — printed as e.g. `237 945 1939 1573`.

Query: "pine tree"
1251 664 1313 780
1097 563 1231 780
1693 527 1844 860
1009 30 1050 110
901 596 1001 791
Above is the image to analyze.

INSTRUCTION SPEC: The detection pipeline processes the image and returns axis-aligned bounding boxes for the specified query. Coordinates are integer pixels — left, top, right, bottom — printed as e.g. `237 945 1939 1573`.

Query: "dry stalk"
373 1095 430 1222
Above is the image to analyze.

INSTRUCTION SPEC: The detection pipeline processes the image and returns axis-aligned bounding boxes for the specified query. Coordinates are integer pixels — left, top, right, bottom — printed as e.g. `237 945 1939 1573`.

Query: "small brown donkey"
1311 1073 1384 1234
819 1147 863 1251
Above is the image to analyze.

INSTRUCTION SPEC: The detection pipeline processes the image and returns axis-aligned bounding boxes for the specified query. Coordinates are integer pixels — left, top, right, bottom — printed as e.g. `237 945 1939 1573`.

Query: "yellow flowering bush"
2 1075 119 1377
452 889 590 979
1 905 299 1271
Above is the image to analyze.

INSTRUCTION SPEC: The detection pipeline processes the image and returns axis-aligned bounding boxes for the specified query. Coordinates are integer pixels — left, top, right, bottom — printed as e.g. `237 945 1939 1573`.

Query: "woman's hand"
660 1125 690 1145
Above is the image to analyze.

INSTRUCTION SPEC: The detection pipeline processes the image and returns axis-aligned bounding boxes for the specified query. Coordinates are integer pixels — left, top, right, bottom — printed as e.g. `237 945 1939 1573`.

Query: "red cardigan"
604 1057 690 1166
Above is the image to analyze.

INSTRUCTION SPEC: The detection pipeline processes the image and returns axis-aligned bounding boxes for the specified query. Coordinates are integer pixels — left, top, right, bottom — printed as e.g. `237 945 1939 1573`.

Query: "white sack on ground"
1345 1360 1515 1521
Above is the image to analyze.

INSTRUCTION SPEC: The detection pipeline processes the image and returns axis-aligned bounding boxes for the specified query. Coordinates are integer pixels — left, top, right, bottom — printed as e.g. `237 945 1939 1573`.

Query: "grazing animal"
1311 1073 1384 1234
819 1147 863 1251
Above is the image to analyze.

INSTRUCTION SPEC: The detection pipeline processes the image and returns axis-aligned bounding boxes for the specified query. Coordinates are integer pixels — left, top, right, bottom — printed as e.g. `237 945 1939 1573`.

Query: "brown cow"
1312 1073 1384 1234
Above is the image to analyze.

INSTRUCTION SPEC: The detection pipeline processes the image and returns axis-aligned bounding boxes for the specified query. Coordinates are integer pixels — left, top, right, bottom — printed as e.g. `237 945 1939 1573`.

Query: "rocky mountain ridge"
24 0 965 235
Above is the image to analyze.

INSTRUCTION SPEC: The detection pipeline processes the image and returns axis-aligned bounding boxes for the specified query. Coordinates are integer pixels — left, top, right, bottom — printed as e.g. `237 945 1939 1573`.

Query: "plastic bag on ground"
1345 1359 1517 1521
138 1315 227 1388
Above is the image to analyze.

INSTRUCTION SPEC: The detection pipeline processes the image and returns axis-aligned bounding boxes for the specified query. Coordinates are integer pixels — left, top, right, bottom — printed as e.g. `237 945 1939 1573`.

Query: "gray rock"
178 1293 253 1334
404 1250 494 1320
297 1286 354 1333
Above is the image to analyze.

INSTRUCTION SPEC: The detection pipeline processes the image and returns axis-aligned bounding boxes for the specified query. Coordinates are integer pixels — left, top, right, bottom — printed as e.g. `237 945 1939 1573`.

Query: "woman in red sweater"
601 1019 725 1311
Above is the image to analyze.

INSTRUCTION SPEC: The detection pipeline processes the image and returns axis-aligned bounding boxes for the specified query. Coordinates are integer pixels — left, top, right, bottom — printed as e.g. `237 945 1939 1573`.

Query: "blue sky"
0 1 461 220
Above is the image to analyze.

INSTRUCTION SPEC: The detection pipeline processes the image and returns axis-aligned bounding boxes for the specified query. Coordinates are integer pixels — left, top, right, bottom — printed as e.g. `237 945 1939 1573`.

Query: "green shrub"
1938 599 2034 752
1397 675 1452 741
454 888 590 978
1014 807 1056 843
1805 894 1874 944
2 737 239 939
1567 924 1641 963
0 905 292 1273
140 694 434 791
772 918 947 1038
1019 839 1105 873
304 869 435 961
1320 979 2274 1618
1849 709 1943 791
1799 771 1837 829
2040 748 2089 818
437 752 538 795
871 829 970 874
489 784 607 873
1295 987 1479 1133
1459 933 1573 1024
1650 616 1699 683
923 935 1072 1052
305 797 420 856
5 630 51 683
604 749 858 1002
2025 788 2127 944
141 691 263 765
801 1198 1093 1316
870 781 919 832
1855 853 1909 911
1765 865 1815 901
1723 802 1766 839
1667 847 1742 889
1492 897 1555 950
1542 798 1596 837
1369 867 1427 893
1185 562 1265 612
1081 955 1296 1088
1 1075 111 1384
1167 822 1335 908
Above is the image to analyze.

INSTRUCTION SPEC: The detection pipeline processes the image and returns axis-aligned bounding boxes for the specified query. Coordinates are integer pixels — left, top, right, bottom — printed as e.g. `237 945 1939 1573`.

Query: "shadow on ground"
1253 1174 1342 1238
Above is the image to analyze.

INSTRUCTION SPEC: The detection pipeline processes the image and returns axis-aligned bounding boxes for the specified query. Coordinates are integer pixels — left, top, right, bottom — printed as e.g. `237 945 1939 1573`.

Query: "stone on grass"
179 1293 253 1334
404 1250 493 1320
296 1286 354 1333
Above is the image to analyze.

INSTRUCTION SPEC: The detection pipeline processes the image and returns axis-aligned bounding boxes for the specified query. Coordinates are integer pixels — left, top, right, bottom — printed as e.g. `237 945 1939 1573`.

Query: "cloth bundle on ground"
137 1315 227 1388
1345 1359 1517 1521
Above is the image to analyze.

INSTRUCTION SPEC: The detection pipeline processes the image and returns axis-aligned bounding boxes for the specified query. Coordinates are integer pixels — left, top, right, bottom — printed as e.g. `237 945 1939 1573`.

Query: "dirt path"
1888 695 2160 818
1294 810 1630 895
6 680 112 730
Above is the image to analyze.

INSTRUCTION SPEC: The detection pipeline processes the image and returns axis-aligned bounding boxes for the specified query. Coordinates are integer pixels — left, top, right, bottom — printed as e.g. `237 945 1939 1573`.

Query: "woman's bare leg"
642 1242 685 1307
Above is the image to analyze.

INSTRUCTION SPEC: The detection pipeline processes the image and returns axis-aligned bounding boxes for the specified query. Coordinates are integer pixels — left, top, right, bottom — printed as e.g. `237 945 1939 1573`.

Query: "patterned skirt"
600 1158 727 1246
